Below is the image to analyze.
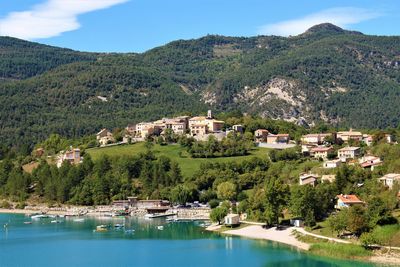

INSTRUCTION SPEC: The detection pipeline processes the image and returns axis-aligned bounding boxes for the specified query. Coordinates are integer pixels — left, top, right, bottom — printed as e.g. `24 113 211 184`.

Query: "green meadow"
86 143 269 178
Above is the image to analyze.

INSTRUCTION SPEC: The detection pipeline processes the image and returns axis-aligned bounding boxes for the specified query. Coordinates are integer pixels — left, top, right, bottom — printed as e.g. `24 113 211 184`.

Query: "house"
96 128 115 146
125 124 137 135
337 129 363 142
266 134 289 144
321 175 336 183
189 111 224 136
385 134 395 144
338 147 361 162
362 134 373 146
224 214 240 227
323 159 341 169
310 146 334 160
299 173 319 186
359 156 382 171
190 123 207 136
127 197 170 213
232 125 244 134
335 194 364 210
290 218 304 227
255 129 269 142
379 173 400 189
56 148 82 168
301 144 316 155
301 133 335 145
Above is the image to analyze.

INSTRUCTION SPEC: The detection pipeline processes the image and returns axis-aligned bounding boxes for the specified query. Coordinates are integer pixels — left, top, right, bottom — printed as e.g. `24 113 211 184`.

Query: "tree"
347 205 369 236
217 181 237 201
289 185 317 226
170 184 193 205
326 210 348 237
210 206 228 225
263 177 289 226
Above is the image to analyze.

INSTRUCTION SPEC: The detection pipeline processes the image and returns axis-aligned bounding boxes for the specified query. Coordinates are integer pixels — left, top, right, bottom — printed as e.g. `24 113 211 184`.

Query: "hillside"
86 143 269 178
1 23 400 147
0 37 96 80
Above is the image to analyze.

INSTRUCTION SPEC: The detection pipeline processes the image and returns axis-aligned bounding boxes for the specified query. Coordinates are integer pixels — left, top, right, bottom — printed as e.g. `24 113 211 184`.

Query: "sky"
0 0 399 53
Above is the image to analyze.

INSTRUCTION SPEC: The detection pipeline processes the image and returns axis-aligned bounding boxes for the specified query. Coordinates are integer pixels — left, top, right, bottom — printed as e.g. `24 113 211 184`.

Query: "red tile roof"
337 194 363 204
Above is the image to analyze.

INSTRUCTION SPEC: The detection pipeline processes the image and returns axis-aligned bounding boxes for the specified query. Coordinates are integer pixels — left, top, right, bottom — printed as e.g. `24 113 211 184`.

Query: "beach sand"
223 225 310 250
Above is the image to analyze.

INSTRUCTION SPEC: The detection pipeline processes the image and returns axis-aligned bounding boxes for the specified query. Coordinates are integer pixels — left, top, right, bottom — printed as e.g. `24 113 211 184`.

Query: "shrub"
0 200 12 209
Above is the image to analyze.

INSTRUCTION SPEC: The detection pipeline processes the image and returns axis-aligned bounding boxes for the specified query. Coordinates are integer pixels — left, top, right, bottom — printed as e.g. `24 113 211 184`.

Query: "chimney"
207 110 212 119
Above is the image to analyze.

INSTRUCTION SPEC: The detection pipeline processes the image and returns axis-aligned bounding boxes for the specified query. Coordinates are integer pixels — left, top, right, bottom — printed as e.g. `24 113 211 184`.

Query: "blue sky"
0 0 398 53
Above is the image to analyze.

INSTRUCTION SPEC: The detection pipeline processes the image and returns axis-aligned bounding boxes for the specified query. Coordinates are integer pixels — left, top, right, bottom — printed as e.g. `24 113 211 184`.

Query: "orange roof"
337 194 363 204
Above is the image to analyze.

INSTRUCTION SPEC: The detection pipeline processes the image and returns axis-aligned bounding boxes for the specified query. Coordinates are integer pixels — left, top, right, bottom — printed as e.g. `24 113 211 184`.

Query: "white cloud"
258 7 382 36
0 0 129 40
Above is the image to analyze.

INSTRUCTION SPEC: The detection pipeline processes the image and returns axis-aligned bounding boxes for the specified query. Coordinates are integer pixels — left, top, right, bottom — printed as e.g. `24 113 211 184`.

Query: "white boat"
144 214 154 219
157 226 164 230
31 214 48 219
50 220 61 224
73 218 85 222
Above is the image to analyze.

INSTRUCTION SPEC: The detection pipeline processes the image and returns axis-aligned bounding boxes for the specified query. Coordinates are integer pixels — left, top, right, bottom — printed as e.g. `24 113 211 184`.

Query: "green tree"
210 206 228 225
263 177 289 226
217 181 237 201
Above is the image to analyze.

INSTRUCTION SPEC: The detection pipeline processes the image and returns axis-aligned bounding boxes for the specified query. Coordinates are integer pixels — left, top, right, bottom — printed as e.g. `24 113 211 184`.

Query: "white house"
379 173 400 189
337 129 363 142
323 159 341 169
96 128 115 146
224 214 240 226
338 147 361 162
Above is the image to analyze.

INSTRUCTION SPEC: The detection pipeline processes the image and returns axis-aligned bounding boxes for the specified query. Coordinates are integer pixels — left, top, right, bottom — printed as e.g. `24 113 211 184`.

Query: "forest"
1 23 400 152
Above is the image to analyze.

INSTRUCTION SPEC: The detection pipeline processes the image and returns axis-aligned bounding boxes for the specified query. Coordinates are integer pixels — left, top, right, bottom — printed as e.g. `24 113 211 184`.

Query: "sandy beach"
222 225 310 250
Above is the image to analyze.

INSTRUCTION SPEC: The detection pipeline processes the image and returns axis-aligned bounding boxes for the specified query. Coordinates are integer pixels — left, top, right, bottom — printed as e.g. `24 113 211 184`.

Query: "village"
48 110 400 228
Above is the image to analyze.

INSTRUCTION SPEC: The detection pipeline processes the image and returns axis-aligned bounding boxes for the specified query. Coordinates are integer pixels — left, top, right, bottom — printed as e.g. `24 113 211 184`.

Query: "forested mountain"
1 23 400 148
0 37 96 80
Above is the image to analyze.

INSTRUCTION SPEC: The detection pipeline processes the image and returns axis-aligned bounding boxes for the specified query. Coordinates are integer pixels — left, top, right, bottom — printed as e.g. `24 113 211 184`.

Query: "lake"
0 213 375 267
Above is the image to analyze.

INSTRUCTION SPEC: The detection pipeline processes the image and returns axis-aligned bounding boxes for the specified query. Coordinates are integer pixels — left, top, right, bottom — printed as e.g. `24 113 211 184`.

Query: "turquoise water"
0 214 375 267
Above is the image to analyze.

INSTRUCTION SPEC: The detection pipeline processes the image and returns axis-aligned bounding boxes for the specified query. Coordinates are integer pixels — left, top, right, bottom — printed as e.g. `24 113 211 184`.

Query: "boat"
114 223 125 229
95 225 109 232
72 218 85 222
124 229 135 234
51 220 62 224
156 226 164 230
31 214 49 219
145 213 175 219
23 222 32 225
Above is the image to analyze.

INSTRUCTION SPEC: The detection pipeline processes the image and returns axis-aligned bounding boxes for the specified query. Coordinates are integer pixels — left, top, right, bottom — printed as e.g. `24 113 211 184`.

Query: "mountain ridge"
1 23 400 147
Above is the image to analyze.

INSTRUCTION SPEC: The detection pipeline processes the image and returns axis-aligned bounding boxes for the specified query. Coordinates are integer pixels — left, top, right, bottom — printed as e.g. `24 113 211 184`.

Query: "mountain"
1 23 400 147
0 37 96 81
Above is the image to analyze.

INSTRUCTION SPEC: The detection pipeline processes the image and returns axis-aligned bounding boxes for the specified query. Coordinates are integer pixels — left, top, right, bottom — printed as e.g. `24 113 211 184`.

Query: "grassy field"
86 143 269 178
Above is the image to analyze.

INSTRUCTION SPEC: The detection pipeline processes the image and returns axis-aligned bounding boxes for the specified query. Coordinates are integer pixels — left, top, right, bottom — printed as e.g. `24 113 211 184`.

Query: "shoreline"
207 224 400 266
208 224 310 250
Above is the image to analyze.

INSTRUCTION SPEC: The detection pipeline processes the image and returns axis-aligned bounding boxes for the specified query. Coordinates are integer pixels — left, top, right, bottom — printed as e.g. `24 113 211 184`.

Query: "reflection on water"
0 213 376 267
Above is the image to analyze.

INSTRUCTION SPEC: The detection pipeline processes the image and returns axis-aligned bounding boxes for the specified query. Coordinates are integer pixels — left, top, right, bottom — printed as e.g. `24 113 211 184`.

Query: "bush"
208 199 219 209
0 200 12 209
15 202 26 209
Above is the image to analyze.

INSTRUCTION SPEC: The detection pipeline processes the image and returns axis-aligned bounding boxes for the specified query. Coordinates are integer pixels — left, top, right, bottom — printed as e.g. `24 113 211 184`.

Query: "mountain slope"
0 37 97 80
1 23 400 147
